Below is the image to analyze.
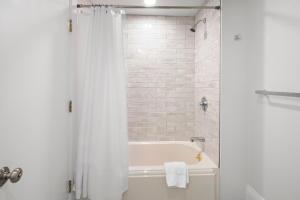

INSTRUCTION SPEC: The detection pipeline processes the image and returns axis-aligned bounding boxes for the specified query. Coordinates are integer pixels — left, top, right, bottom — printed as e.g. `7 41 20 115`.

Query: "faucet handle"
199 97 208 112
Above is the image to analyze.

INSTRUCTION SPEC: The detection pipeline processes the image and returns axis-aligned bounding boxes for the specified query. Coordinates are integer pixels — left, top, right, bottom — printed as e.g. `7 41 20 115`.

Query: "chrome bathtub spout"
190 137 205 143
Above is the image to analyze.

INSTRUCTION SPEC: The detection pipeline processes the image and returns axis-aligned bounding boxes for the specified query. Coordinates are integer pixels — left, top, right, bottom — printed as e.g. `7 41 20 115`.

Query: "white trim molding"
246 185 265 200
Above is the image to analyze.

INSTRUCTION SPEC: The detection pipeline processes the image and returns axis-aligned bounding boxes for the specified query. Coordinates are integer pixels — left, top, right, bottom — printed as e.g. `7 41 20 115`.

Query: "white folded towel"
164 162 189 188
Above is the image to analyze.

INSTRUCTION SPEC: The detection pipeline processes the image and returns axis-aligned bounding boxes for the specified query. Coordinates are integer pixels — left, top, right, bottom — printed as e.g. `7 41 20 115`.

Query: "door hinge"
68 19 72 33
68 100 73 113
67 180 73 193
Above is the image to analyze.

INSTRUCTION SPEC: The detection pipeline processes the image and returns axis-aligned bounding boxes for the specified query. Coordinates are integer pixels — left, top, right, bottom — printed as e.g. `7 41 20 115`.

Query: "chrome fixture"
190 18 206 32
190 137 205 143
255 90 300 98
76 4 221 10
0 167 23 187
234 34 242 41
199 97 208 112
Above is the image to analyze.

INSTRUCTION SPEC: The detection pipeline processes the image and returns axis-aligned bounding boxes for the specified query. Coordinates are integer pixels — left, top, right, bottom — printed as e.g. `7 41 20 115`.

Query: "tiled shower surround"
194 9 220 164
124 11 220 164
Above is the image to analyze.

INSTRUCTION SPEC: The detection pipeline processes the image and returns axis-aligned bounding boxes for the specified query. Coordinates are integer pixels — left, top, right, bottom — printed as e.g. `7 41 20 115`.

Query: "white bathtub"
123 141 219 200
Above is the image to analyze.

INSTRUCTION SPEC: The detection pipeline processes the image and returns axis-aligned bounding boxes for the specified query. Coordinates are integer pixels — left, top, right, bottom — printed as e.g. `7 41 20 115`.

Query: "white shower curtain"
75 7 128 200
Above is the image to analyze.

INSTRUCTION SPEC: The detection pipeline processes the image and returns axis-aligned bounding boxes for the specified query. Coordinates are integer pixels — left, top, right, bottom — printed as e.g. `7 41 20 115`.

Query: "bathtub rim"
128 141 202 152
128 141 218 176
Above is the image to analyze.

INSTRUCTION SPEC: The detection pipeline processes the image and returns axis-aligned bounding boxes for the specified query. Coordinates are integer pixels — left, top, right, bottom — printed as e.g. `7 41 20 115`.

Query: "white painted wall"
220 0 248 199
0 1 71 200
246 0 300 199
222 0 300 199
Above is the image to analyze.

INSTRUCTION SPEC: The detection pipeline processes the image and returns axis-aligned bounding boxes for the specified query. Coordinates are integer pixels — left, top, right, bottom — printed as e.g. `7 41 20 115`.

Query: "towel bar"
255 90 300 98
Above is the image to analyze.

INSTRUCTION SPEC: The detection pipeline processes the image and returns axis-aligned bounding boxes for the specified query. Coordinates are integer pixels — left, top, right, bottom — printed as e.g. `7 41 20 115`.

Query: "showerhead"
190 18 206 33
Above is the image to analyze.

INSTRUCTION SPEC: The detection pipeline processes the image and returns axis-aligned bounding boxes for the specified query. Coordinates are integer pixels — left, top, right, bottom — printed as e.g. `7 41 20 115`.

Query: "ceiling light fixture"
144 0 156 7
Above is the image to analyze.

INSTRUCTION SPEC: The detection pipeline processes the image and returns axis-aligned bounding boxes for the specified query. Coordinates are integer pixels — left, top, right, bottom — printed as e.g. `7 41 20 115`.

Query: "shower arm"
190 18 207 32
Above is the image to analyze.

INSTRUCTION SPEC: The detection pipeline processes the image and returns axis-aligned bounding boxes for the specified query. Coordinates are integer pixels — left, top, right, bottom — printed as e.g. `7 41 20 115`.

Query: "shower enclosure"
123 4 220 165
121 3 220 199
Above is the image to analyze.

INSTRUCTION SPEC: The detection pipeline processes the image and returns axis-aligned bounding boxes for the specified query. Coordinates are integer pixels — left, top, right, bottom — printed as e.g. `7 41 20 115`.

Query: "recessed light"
144 0 156 7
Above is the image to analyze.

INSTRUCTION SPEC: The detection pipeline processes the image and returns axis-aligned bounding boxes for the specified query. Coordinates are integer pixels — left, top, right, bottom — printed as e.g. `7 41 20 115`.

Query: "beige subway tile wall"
124 15 196 141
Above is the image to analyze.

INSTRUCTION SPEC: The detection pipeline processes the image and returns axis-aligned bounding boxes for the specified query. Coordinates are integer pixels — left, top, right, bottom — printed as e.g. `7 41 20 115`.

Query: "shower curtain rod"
76 4 221 10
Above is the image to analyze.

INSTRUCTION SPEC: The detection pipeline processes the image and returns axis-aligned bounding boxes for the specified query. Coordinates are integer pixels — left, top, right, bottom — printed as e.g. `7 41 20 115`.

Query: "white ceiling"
77 0 220 16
